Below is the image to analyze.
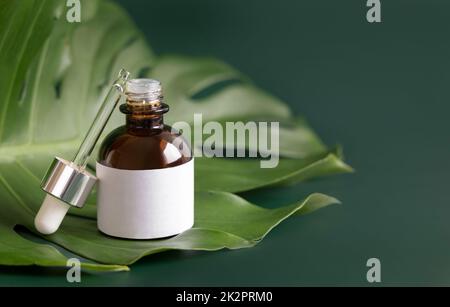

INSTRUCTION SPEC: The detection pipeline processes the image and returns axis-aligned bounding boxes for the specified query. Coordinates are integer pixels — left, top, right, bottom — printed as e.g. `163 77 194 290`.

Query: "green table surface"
1 0 450 286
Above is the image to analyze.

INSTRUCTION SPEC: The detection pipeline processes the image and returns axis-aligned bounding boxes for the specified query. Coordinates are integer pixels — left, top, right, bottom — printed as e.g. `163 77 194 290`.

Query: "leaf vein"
0 1 47 142
0 173 34 216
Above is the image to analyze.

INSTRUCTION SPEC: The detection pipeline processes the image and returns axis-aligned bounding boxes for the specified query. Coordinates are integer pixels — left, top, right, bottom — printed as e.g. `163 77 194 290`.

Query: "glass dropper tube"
72 69 130 169
35 69 131 235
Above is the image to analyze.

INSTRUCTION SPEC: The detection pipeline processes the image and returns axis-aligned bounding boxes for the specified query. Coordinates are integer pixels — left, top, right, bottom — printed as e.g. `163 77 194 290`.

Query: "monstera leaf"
0 0 352 271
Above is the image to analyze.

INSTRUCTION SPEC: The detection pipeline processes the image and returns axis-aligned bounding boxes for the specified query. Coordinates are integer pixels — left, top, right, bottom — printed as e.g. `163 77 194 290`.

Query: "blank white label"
96 159 194 239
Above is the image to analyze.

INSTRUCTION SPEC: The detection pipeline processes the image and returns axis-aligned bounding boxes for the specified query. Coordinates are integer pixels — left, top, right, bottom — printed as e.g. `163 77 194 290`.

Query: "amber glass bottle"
98 79 192 169
96 79 194 240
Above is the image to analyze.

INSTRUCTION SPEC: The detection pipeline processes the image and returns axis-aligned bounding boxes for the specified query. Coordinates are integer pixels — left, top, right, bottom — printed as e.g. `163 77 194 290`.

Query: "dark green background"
1 0 449 286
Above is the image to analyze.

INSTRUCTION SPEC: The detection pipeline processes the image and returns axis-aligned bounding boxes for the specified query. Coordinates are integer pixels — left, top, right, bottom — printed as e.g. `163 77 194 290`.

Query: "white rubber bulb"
34 194 71 235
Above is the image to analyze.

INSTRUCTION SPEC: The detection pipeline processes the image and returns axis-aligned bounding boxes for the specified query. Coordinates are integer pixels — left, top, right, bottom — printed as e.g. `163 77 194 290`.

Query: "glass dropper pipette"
34 69 130 235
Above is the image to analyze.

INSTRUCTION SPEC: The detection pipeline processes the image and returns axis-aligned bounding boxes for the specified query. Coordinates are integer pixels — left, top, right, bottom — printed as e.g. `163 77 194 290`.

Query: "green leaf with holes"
0 0 351 271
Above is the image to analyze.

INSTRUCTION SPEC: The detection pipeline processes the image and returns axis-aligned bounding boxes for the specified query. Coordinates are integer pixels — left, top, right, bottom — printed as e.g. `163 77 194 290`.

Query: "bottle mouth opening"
125 78 163 103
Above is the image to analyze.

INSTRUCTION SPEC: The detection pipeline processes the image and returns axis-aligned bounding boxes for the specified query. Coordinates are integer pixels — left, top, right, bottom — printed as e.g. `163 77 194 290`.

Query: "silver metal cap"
41 157 97 208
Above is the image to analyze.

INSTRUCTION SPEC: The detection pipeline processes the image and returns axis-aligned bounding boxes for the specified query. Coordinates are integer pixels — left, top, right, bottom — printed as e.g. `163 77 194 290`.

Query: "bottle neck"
120 102 169 135
126 114 164 131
